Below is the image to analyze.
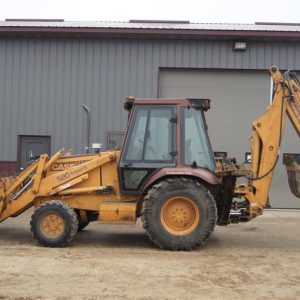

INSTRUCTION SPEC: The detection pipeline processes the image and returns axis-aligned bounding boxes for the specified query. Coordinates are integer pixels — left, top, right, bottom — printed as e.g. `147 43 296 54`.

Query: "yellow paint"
99 202 137 224
235 66 300 219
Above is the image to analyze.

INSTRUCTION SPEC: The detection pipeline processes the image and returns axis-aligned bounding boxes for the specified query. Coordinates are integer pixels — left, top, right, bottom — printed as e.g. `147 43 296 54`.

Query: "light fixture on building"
233 42 247 51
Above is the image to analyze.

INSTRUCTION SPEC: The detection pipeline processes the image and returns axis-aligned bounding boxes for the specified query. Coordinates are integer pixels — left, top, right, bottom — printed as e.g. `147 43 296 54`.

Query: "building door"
159 68 300 208
18 135 51 169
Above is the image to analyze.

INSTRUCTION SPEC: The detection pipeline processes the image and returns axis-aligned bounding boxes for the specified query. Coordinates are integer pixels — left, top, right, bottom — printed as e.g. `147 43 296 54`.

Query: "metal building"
1 20 300 208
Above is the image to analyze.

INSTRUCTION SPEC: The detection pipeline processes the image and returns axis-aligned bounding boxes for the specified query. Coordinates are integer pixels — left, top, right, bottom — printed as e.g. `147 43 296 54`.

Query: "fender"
138 166 221 208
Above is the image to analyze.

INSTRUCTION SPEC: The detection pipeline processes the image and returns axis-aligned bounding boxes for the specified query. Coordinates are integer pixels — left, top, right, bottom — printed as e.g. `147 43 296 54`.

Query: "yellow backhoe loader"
0 66 299 250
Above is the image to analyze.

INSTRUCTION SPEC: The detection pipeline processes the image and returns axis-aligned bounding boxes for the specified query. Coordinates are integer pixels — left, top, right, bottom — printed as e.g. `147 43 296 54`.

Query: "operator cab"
119 97 215 194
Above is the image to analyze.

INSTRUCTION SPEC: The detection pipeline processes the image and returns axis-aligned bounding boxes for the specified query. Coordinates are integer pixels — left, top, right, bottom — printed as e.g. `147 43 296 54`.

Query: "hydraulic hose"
247 83 286 181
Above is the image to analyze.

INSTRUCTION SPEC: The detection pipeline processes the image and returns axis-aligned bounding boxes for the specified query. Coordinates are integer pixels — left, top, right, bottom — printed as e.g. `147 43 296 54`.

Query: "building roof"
1 20 300 40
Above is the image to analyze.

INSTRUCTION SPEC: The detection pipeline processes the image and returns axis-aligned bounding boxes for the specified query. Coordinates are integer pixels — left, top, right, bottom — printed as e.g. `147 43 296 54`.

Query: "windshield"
182 108 215 171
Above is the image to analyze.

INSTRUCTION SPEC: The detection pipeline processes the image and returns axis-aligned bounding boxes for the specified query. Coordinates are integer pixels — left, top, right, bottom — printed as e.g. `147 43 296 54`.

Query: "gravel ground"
0 209 299 300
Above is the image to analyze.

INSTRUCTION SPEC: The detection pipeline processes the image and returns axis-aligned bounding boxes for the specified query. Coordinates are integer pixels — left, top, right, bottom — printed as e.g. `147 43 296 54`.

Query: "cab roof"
124 97 210 111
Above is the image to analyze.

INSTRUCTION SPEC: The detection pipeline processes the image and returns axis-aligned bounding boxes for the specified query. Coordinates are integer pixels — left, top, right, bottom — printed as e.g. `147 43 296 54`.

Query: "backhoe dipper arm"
243 66 300 219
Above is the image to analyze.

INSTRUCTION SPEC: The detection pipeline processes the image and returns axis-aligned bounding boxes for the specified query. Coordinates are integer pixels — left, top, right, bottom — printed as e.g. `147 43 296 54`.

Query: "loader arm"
241 66 300 218
0 149 116 223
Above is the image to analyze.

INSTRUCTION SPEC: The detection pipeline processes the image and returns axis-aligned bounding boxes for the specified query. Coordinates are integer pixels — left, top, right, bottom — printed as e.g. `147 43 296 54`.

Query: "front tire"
142 177 217 251
30 200 78 247
75 210 90 232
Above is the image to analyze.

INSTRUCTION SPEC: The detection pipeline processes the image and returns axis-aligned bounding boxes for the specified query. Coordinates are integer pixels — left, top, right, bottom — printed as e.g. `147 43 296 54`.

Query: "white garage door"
159 69 300 208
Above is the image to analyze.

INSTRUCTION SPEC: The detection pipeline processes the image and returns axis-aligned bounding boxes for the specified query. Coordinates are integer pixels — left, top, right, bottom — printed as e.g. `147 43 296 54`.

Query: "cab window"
125 106 175 162
182 108 215 171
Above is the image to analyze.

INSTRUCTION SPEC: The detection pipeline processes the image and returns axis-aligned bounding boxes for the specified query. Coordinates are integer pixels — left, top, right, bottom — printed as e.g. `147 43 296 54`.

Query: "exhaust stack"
82 104 91 154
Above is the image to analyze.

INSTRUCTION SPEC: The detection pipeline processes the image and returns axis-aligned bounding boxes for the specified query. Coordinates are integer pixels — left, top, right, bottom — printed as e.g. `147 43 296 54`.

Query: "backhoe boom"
237 66 300 219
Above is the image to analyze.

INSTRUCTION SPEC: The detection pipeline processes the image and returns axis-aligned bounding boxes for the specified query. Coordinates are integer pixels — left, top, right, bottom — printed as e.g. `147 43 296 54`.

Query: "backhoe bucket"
283 153 300 198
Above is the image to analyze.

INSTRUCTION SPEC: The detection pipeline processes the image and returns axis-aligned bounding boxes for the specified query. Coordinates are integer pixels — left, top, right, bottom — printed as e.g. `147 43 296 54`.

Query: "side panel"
47 154 101 190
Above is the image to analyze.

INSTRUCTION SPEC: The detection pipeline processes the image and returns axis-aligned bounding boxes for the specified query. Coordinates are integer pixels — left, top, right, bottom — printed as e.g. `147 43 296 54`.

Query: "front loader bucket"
283 153 300 198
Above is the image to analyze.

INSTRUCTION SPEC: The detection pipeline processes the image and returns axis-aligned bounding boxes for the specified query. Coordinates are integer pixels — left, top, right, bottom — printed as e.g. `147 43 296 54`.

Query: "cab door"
119 105 176 194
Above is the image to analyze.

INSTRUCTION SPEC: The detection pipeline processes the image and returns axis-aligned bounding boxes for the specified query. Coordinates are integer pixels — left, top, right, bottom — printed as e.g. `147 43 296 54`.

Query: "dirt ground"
0 209 299 300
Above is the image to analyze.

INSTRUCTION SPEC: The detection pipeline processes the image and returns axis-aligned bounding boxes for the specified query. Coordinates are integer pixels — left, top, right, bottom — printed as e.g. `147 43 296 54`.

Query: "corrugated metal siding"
1 38 300 160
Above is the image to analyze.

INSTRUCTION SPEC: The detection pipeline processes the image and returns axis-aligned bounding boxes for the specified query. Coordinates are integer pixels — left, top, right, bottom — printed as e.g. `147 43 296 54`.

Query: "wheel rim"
160 196 200 236
40 212 65 238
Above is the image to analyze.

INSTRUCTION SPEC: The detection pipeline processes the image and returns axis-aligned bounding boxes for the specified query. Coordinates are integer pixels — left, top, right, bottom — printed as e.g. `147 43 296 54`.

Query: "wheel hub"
161 196 200 236
172 208 188 223
40 213 65 238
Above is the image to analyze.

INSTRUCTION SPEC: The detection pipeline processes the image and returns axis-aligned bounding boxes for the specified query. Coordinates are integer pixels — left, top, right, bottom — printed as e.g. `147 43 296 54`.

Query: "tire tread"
142 177 217 251
30 200 78 247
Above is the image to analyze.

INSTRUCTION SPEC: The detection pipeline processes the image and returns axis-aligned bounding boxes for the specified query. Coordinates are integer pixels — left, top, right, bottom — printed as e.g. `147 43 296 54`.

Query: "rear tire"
30 200 78 247
142 177 217 251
